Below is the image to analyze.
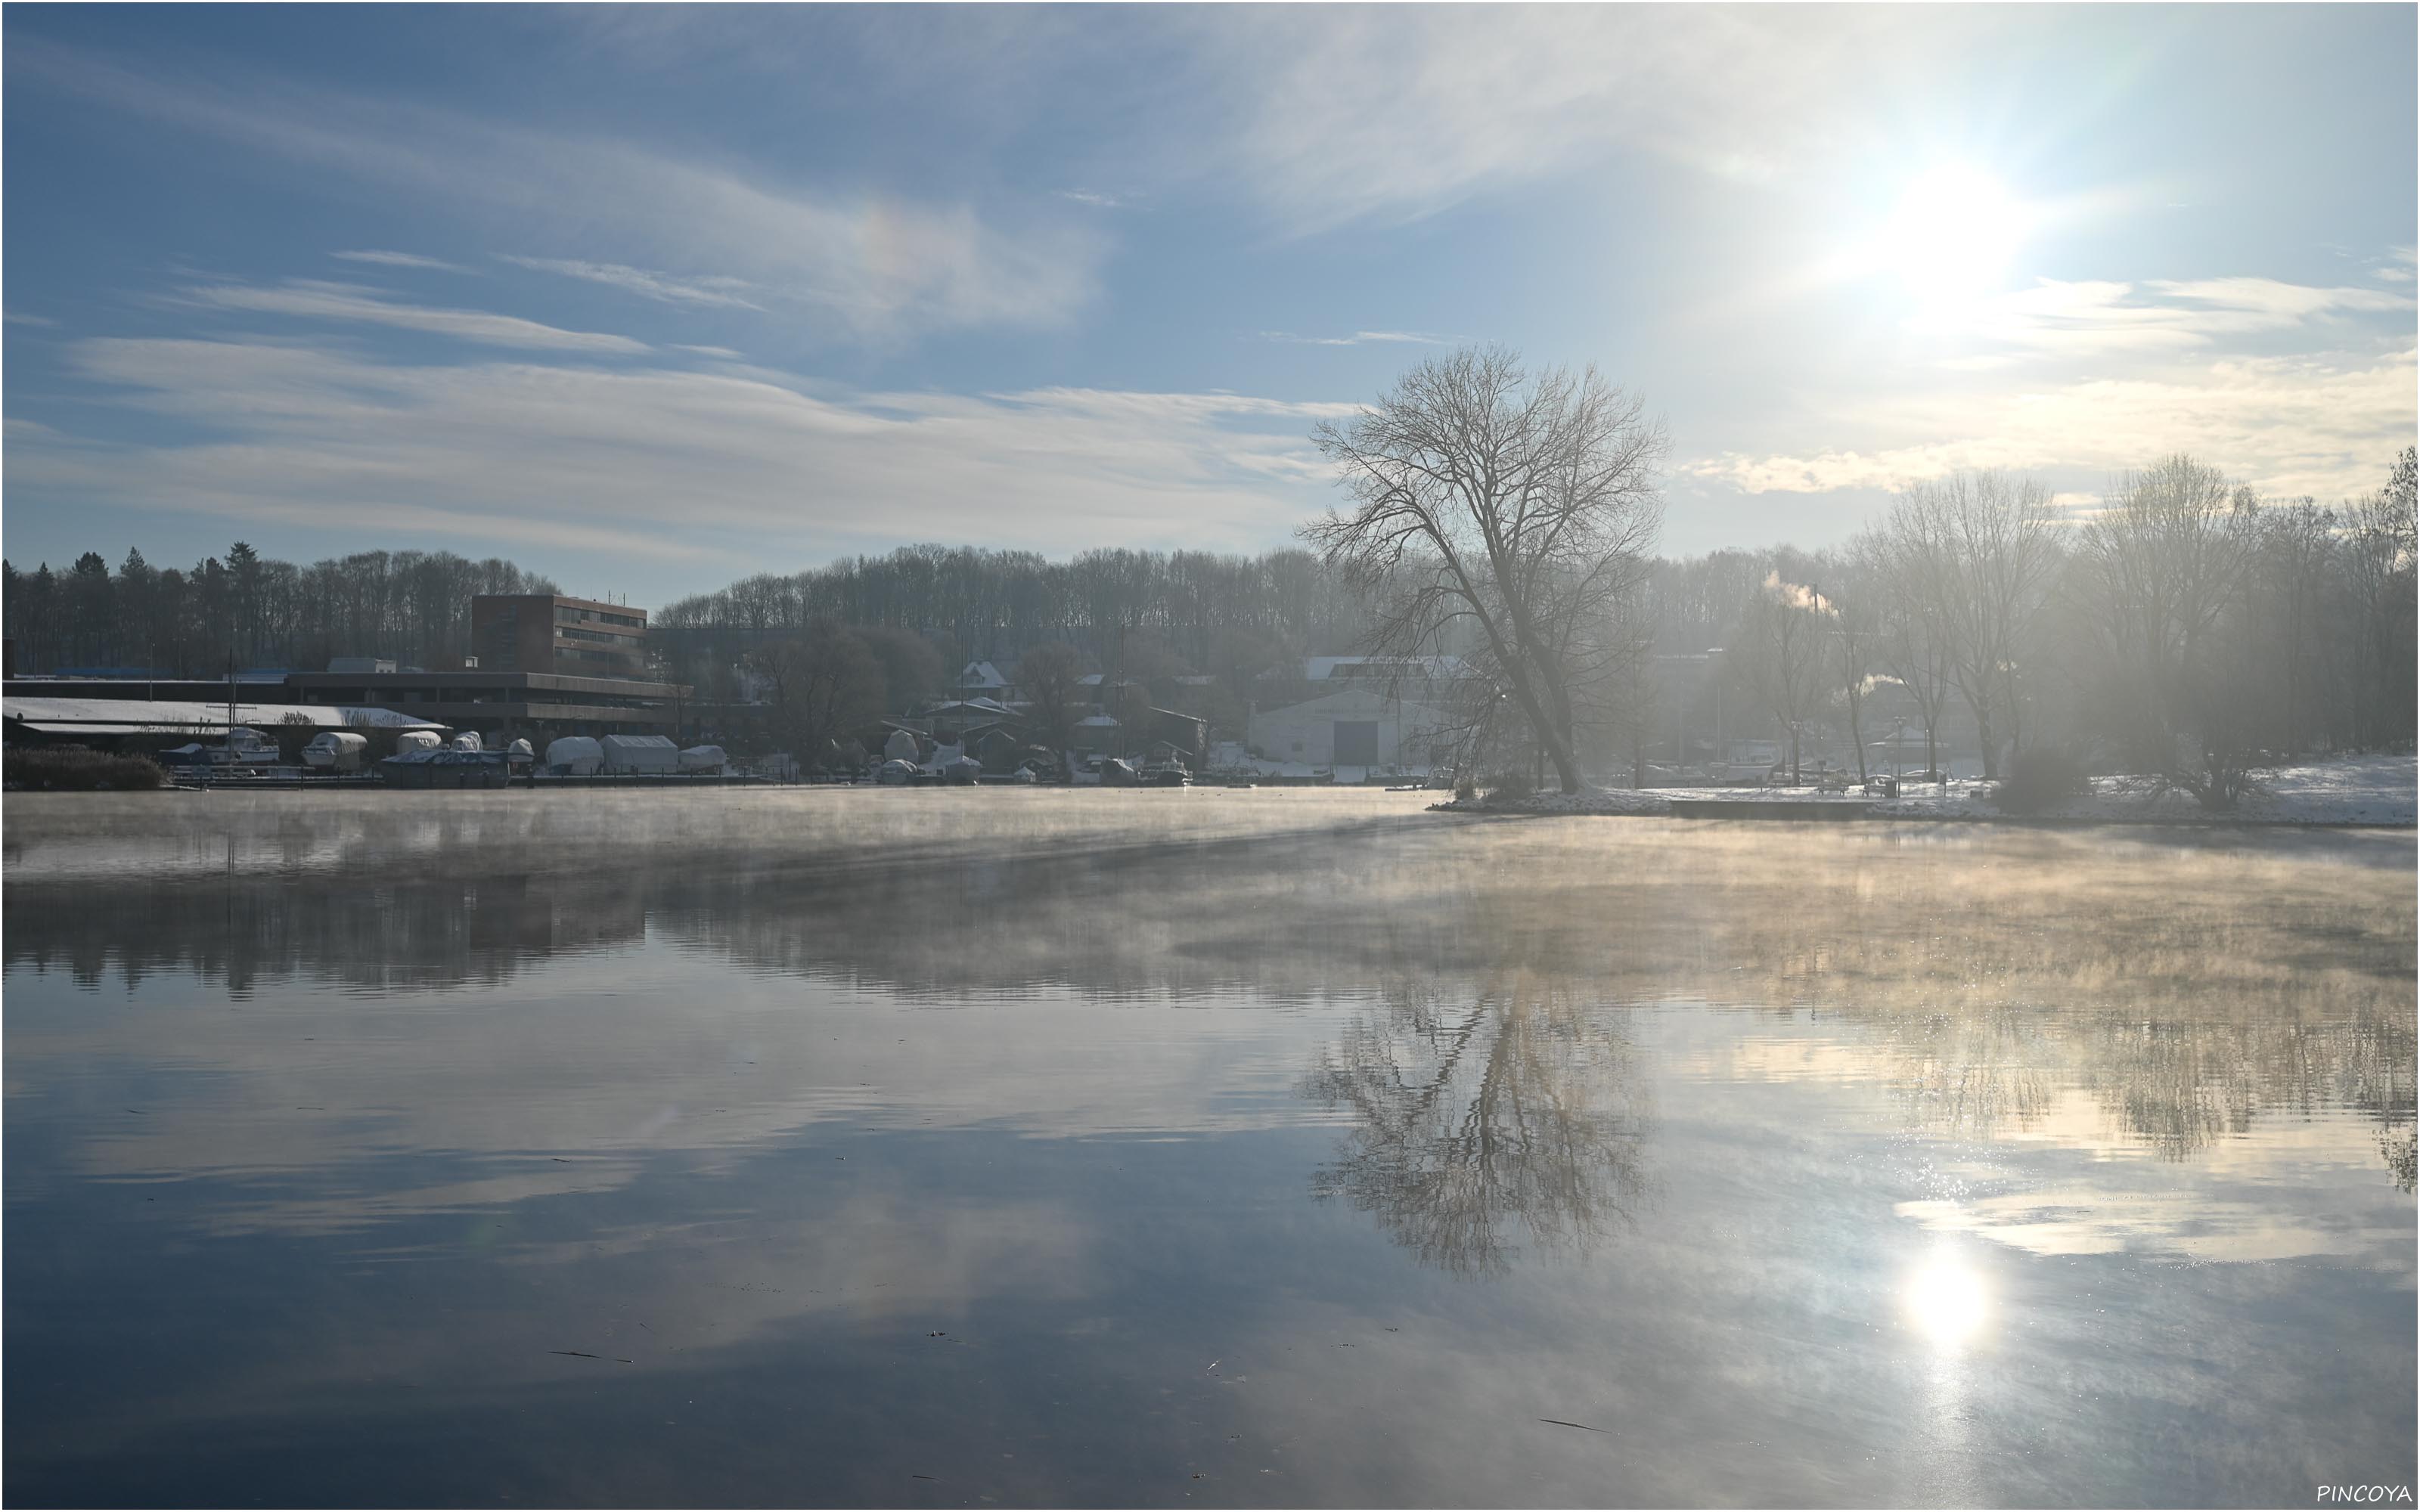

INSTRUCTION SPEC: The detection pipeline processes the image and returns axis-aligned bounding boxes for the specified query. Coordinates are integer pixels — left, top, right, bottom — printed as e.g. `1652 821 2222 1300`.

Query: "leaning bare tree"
1305 347 1665 795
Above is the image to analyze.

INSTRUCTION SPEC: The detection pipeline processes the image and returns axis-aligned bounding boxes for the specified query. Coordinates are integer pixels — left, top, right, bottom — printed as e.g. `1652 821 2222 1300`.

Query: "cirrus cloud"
10 334 1352 578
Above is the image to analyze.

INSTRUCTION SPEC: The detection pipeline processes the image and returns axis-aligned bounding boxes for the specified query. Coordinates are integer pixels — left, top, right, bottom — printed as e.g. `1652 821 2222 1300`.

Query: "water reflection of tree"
1300 974 1649 1278
1880 1005 2059 1141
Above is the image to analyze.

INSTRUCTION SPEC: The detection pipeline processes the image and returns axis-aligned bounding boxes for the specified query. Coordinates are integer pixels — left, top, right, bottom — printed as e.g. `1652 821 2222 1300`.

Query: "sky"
4 4 2414 608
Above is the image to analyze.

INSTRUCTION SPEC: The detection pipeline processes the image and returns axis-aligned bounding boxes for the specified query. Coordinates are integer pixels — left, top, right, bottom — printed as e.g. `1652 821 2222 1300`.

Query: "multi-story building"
283 595 685 742
472 595 650 680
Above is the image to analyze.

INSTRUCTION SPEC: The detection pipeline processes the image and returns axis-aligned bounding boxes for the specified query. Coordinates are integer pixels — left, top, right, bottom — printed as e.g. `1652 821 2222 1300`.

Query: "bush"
1481 769 1534 804
5 747 169 792
1991 742 2090 814
1454 775 1477 803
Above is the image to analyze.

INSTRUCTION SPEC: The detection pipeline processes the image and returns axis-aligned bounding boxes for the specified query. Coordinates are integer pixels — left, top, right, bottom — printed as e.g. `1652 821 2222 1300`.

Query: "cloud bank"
11 335 1351 567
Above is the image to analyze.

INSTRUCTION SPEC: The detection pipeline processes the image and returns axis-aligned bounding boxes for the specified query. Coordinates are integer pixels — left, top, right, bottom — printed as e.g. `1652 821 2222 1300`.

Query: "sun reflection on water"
1903 1248 1992 1348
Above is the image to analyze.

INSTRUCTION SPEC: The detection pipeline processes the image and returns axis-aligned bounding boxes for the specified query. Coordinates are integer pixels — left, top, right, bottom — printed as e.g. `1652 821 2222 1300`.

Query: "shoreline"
1427 755 2418 829
1428 798 2417 830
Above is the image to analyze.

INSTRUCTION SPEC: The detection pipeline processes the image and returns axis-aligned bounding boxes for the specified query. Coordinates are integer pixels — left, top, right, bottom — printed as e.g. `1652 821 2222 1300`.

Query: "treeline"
655 545 1373 677
2 545 558 677
1697 449 2418 800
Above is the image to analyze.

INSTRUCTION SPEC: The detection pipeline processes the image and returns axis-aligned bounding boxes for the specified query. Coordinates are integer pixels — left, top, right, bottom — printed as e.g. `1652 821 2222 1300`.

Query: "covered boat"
678 745 728 774
544 736 603 776
377 748 511 789
301 731 369 771
395 730 444 753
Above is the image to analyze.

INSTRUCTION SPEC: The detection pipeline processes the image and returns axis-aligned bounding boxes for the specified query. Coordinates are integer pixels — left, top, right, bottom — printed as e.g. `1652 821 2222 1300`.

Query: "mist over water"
6 792 2412 1506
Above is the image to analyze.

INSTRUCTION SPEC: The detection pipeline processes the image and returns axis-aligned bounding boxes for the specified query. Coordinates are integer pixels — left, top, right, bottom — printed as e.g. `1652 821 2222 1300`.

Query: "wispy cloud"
1055 189 1125 209
5 311 58 327
1684 346 2418 504
11 334 1348 562
181 279 651 354
1151 7 1907 233
1257 329 1448 348
499 256 764 311
1914 276 2415 361
331 249 473 273
12 37 1105 342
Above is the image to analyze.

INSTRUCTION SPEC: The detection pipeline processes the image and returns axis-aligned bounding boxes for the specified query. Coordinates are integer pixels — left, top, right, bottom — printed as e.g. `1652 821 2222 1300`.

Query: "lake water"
5 791 2413 1507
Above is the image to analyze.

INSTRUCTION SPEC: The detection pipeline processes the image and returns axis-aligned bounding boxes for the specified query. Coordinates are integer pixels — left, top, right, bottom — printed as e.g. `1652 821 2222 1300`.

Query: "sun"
1881 163 2031 310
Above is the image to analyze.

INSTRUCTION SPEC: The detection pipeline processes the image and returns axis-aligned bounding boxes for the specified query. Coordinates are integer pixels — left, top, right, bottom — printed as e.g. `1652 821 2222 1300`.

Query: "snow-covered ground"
1437 754 2416 826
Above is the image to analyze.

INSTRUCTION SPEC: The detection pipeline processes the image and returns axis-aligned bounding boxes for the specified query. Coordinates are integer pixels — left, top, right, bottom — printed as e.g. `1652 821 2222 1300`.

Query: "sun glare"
1903 1251 1992 1349
1882 163 2030 310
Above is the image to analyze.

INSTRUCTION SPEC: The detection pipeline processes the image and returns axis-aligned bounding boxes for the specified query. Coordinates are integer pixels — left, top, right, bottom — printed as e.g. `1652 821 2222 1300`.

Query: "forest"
7 448 2412 807
1 547 557 677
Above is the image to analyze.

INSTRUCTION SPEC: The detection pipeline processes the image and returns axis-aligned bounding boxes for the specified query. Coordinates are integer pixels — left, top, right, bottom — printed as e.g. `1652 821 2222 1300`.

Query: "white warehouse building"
1246 687 1459 771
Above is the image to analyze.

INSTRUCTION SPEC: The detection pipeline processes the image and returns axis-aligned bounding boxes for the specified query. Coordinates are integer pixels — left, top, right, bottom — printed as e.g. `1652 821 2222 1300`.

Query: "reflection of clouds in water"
1898 1183 2406 1268
7 798 2410 1243
31 956 1348 1235
1301 974 1651 1277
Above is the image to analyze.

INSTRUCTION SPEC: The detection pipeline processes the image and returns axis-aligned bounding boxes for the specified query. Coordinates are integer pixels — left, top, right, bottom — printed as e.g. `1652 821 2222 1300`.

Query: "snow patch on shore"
1436 755 2415 826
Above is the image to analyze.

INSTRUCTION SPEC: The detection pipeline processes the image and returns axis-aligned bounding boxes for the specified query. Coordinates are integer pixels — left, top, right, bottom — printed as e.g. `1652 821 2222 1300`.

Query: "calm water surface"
5 791 2413 1507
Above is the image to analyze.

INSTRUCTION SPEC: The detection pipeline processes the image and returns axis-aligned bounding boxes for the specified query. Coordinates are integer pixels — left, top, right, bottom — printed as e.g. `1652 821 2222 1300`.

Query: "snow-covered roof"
1298 655 1472 681
2 696 445 736
923 697 1016 718
1075 714 1120 727
956 660 1010 688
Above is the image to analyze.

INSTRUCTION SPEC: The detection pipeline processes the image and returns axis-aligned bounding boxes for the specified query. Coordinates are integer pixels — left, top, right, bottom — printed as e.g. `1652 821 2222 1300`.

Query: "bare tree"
1730 572 1832 783
1883 471 2058 778
2069 455 2262 807
748 621 886 771
1860 525 1959 780
2341 447 2418 749
1817 553 1882 782
1015 642 1084 776
1306 346 1665 794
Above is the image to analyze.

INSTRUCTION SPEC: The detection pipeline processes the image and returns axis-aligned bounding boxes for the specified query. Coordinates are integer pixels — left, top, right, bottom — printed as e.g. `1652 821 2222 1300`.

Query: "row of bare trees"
656 543 1370 677
1305 348 2413 803
2 544 557 677
1703 450 2417 804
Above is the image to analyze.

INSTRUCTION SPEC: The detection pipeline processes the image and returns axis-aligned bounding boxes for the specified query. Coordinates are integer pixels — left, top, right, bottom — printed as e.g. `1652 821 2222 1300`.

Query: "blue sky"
5 4 2413 606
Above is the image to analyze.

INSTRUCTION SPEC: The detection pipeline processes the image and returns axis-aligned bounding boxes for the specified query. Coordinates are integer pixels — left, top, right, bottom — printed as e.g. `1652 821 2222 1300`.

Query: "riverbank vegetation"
4 747 167 791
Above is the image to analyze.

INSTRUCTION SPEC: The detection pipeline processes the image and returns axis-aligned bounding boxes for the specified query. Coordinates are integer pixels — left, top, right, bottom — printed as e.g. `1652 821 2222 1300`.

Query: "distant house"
1069 713 1122 759
954 661 1014 701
